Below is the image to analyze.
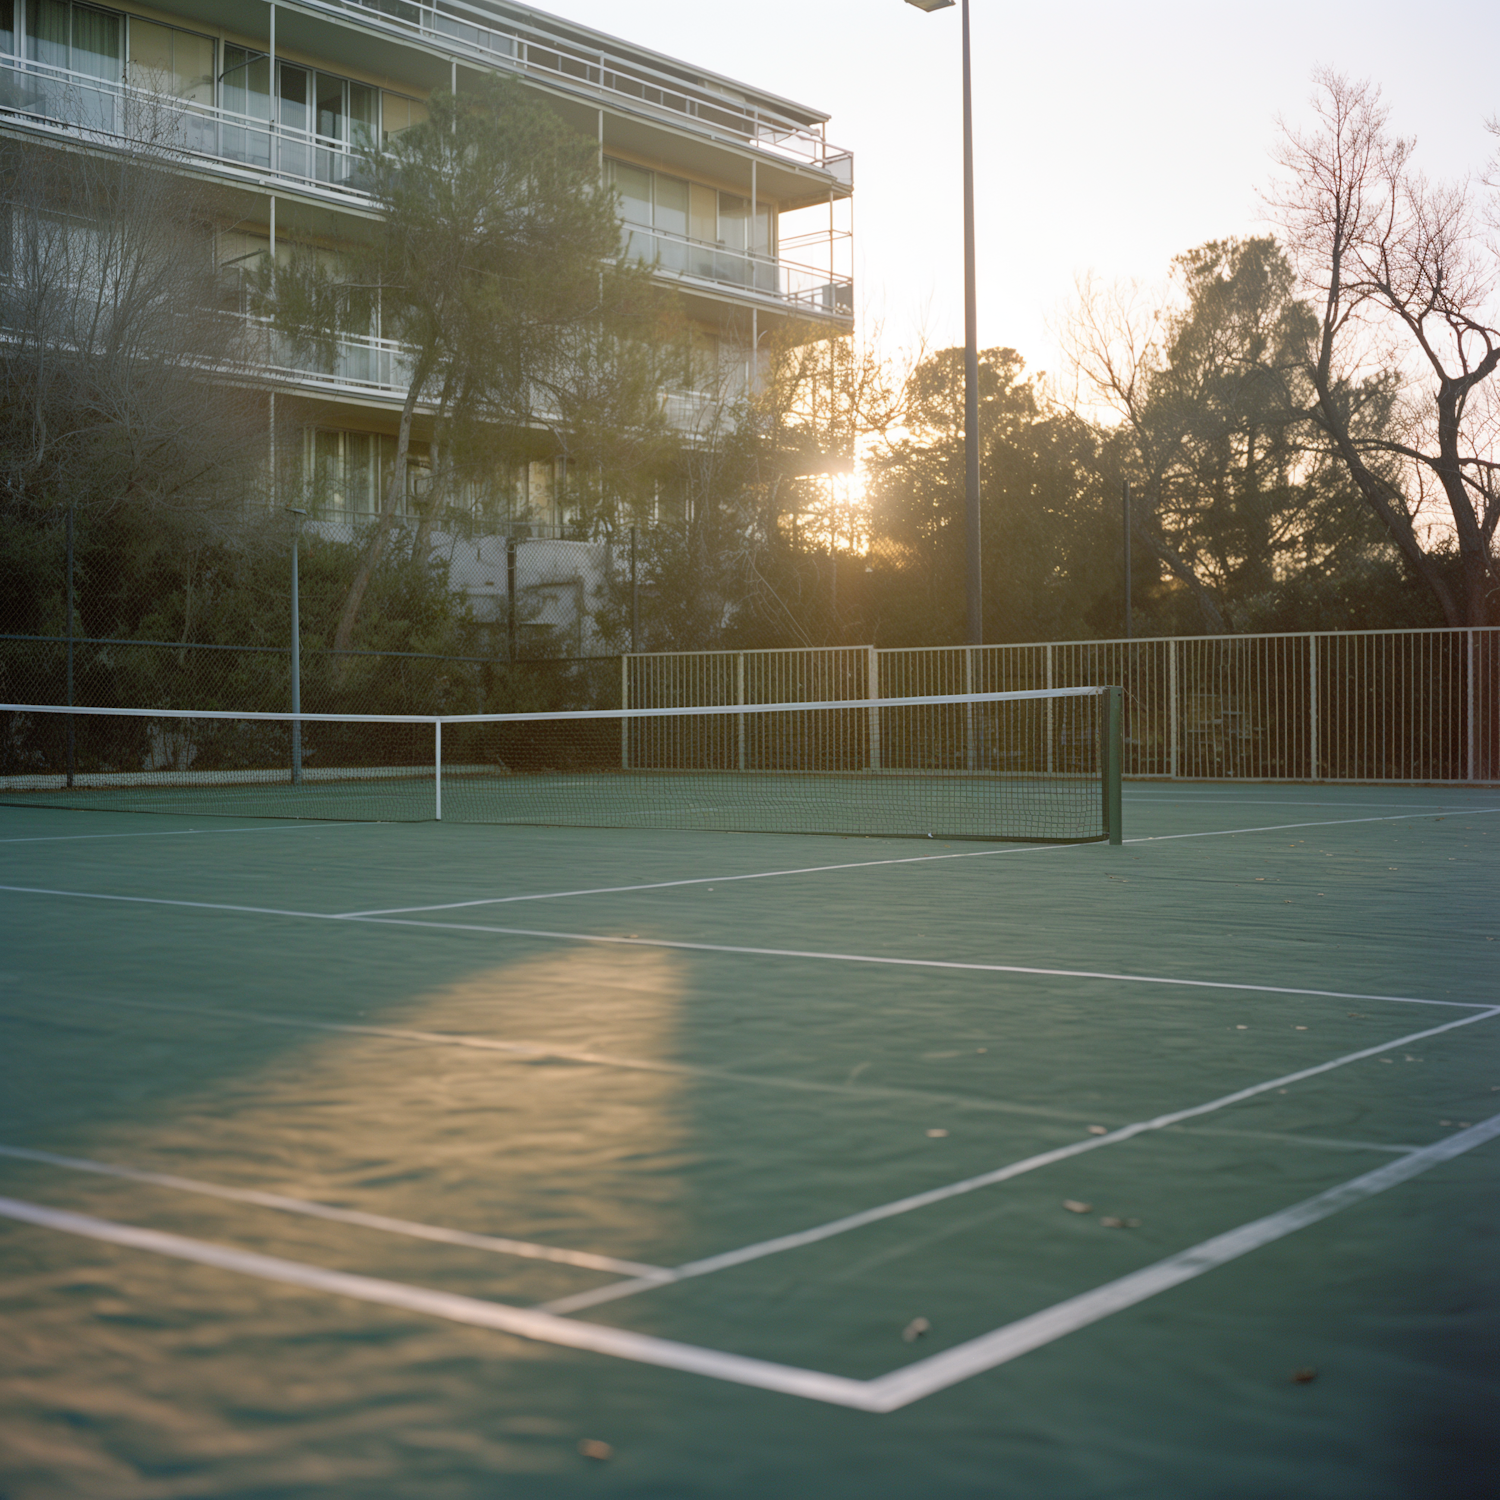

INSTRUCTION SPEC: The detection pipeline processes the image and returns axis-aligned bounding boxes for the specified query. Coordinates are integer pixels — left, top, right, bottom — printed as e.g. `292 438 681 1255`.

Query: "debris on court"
1063 1200 1093 1214
579 1439 614 1461
902 1318 931 1342
926 1128 949 1138
1087 1125 1108 1135
1290 1368 1318 1384
1100 1217 1141 1229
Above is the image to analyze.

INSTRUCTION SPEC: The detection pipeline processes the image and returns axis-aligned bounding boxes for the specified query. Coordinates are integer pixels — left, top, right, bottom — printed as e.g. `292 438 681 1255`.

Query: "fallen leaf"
1063 1200 1092 1214
926 1128 949 1138
579 1440 614 1461
1100 1216 1141 1229
1290 1368 1317 1385
903 1317 931 1342
1087 1125 1108 1136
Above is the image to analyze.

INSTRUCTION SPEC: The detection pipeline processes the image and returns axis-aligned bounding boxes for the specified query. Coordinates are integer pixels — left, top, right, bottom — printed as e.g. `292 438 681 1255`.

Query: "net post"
867 645 881 771
434 719 442 821
1103 686 1123 845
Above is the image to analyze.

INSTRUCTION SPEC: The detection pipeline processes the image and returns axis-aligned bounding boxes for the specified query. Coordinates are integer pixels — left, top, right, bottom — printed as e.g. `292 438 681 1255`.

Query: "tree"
865 346 1109 645
1268 70 1500 627
0 120 265 532
262 76 665 668
1064 237 1388 633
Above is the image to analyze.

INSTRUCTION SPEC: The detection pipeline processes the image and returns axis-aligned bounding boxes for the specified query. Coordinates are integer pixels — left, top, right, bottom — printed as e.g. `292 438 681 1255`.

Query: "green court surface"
0 784 1495 1498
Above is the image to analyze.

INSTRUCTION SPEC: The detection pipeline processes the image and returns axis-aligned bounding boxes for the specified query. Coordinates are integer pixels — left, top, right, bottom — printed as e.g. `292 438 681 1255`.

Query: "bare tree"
1268 69 1500 626
0 120 266 532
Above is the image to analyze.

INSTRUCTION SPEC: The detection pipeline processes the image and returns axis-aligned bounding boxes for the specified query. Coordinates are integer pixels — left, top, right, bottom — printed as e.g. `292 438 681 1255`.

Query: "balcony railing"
306 0 853 181
241 316 733 438
619 224 853 319
0 58 852 321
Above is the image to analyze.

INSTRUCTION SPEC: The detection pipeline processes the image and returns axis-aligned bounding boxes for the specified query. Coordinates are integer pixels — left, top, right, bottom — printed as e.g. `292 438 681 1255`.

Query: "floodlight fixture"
905 0 955 11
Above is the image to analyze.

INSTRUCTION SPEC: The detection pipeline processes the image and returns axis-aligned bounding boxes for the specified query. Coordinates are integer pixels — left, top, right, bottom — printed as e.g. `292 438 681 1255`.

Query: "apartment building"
0 0 854 531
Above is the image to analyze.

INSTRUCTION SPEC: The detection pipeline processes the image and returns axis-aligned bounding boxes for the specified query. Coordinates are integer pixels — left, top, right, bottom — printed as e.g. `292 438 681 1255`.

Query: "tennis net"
0 688 1123 843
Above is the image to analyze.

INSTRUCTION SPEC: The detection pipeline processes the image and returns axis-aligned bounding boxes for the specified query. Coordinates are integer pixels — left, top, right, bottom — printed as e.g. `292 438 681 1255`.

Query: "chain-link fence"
0 509 641 769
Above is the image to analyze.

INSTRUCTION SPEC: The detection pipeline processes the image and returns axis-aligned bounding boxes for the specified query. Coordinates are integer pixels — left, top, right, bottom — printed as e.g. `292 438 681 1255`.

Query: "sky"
546 0 1499 385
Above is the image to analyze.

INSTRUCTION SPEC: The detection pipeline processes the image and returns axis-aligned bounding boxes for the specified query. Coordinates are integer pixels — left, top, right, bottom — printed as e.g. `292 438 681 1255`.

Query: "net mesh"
1 690 1114 842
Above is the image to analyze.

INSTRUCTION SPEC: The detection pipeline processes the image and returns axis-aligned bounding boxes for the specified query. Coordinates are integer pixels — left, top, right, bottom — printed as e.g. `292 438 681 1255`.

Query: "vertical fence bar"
1309 634 1319 780
1168 641 1179 780
434 720 442 821
65 506 75 788
1045 643 1055 775
620 654 630 769
736 652 746 771
1468 629 1476 782
964 647 976 771
1104 686 1123 845
867 644 881 772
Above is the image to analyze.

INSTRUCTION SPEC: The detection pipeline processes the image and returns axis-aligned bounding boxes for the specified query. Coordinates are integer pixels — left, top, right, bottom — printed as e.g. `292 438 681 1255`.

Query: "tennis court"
0 781 1496 1497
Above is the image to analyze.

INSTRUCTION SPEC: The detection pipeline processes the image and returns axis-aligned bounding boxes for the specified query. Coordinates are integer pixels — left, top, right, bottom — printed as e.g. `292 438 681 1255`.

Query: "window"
27 0 120 81
605 158 776 287
128 19 212 107
380 91 428 145
1 1 15 56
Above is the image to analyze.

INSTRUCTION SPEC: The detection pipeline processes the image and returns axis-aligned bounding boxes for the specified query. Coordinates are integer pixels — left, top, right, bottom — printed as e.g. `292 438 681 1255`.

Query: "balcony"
302 0 854 183
621 223 853 322
238 316 735 438
0 57 852 323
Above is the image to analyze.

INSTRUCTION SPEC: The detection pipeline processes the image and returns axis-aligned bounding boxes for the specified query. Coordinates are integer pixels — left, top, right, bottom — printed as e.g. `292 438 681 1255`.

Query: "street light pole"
908 0 982 645
286 507 307 784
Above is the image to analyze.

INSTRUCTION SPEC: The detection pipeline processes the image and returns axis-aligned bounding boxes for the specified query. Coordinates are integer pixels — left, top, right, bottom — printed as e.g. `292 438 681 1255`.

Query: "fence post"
65 506 75 788
1045 642 1054 776
1103 686 1123 846
1467 629 1476 782
434 720 442 821
621 654 630 770
867 644 881 771
1309 634 1319 780
736 652 746 771
1168 640 1179 780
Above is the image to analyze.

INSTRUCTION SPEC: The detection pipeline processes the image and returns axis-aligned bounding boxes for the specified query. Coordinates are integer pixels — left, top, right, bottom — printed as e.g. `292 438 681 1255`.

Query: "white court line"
538 1007 1500 1314
336 842 1068 917
4 993 1102 1124
340 807 1498 918
0 1193 870 1408
0 1145 668 1279
345 913 1489 1011
860 1110 1500 1411
2 1112 1495 1412
1 882 1482 1011
0 823 347 845
1126 808 1500 843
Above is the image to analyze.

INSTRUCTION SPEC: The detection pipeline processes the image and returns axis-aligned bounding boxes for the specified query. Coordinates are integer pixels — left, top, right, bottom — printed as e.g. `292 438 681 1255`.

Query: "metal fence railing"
624 630 1500 784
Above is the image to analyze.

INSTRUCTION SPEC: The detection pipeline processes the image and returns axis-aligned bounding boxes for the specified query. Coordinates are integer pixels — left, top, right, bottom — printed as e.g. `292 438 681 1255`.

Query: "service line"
0 881 1482 1012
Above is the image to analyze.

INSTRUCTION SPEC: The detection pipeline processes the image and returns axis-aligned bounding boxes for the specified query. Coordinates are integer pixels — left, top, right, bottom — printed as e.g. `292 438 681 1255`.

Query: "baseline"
2 1113 1494 1413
